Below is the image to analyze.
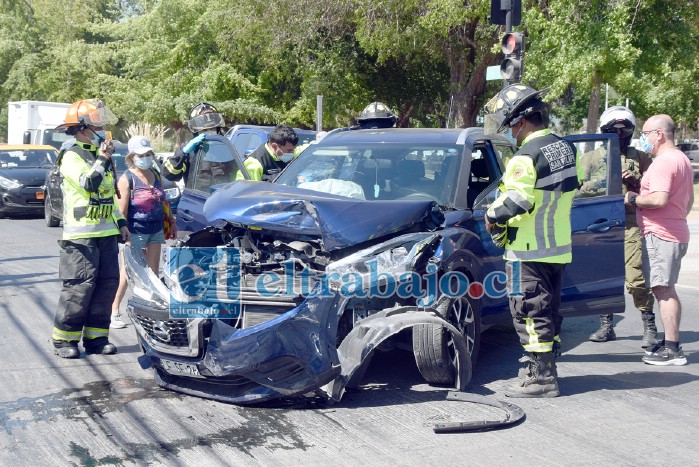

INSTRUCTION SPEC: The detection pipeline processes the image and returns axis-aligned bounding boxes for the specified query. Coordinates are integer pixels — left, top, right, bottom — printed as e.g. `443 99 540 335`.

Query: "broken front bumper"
124 243 472 405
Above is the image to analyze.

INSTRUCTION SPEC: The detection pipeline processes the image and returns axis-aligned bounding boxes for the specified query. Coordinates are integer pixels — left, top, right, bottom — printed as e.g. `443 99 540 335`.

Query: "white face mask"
134 156 153 169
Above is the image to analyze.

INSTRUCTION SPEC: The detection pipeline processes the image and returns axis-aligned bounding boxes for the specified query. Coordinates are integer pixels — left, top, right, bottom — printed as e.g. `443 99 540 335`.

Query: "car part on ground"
433 392 526 433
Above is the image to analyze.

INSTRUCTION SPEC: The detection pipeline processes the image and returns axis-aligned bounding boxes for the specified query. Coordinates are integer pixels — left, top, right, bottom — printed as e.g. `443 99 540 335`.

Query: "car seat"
467 158 492 208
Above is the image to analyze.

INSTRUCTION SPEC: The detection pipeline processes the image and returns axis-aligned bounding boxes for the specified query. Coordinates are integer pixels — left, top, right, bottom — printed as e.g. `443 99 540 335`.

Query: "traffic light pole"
491 0 522 88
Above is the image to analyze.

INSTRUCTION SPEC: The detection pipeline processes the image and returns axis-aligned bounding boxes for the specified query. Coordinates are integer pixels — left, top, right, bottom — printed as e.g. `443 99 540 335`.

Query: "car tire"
412 293 481 385
44 193 60 227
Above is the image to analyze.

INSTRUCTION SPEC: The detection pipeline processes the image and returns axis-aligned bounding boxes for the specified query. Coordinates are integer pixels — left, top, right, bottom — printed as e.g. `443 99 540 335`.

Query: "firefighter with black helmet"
484 84 583 398
51 99 130 358
586 106 657 347
162 102 226 183
354 102 398 129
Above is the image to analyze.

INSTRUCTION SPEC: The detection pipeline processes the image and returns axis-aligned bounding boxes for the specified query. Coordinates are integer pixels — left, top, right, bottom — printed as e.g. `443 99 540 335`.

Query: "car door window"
574 140 610 198
190 140 245 193
493 143 516 171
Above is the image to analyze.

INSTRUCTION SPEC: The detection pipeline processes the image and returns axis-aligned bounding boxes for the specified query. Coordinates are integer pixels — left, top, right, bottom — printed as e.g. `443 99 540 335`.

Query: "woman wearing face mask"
110 136 176 328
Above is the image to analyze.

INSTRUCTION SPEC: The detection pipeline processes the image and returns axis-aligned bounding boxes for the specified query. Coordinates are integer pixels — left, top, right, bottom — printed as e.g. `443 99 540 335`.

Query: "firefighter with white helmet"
587 106 657 347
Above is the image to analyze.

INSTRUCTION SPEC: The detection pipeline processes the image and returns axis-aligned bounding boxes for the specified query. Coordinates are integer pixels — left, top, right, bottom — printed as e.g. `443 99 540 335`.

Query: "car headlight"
123 245 169 307
164 186 180 201
326 233 439 292
0 176 22 190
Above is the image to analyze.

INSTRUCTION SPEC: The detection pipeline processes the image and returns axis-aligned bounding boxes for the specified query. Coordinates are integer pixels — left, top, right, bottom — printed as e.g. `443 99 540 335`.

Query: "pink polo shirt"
637 148 693 243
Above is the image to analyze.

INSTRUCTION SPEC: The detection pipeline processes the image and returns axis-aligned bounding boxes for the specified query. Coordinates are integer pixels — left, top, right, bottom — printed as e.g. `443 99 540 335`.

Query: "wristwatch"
629 194 637 207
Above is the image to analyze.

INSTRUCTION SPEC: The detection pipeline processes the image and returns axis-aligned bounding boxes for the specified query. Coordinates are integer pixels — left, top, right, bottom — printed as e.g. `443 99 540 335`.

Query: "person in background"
484 84 581 398
111 136 176 328
162 102 226 184
241 124 299 181
51 99 129 358
627 114 693 365
352 102 397 129
586 106 657 348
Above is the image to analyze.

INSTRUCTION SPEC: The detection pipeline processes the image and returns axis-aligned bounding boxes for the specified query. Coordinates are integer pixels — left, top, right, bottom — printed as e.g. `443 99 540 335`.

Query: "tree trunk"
587 73 602 133
444 24 499 128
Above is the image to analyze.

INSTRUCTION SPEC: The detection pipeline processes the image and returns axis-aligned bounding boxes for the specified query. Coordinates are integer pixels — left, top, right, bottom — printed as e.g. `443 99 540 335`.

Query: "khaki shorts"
642 233 688 288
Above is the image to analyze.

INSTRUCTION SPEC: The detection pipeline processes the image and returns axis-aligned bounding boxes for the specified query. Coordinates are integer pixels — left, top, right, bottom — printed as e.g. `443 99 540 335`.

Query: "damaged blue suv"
124 129 625 404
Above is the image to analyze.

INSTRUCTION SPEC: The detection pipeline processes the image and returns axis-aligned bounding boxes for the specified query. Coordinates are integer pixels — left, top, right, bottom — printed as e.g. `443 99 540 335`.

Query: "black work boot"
641 312 659 349
589 314 616 342
506 352 560 398
84 337 117 355
53 340 80 359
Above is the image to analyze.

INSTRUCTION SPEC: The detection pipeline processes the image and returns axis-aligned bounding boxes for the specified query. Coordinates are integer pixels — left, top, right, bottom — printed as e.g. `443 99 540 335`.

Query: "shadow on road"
560 371 699 395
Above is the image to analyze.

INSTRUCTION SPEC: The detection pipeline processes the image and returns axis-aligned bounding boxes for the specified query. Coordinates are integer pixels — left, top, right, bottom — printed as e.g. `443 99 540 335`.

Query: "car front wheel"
44 192 60 227
412 293 481 385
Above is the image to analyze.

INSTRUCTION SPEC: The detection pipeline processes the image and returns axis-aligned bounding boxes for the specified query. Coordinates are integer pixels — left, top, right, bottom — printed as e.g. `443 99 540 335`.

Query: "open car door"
175 135 249 235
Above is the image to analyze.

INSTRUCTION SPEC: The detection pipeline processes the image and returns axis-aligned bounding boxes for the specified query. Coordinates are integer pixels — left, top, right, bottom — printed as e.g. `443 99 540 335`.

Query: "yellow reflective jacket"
59 142 125 240
487 129 583 263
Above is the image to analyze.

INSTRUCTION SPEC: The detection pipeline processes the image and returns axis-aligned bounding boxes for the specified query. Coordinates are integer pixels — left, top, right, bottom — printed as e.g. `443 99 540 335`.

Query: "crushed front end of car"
124 183 472 404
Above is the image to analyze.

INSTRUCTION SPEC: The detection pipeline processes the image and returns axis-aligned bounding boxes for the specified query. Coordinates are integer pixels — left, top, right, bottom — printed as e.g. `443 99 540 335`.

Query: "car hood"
203 181 444 251
0 168 48 186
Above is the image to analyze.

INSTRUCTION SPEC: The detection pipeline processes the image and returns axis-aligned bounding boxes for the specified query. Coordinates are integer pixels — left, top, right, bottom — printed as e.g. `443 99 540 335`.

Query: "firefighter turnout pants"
52 236 120 345
625 224 654 312
507 261 565 353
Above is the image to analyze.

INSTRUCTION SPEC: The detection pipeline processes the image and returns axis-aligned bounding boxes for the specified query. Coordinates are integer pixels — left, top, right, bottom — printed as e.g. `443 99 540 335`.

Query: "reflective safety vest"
59 143 125 240
487 129 582 263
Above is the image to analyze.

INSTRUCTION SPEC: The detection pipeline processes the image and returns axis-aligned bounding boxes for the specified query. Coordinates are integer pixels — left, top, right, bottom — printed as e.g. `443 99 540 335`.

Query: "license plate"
160 358 203 378
36 191 44 200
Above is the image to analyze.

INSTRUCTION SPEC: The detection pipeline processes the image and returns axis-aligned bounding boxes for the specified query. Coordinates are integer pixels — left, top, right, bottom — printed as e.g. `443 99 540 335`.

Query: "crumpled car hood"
204 181 444 251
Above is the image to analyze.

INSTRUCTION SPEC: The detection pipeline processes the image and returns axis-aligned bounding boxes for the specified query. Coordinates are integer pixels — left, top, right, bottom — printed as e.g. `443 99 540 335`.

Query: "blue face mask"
280 153 295 163
639 134 654 153
90 129 106 147
134 156 153 169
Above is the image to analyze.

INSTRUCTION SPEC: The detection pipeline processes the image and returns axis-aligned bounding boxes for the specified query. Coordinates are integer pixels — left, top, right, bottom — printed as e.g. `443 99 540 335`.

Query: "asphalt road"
1 213 699 466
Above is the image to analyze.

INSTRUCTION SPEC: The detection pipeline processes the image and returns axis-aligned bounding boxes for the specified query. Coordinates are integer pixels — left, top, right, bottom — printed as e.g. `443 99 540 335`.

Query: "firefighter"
352 102 398 129
162 102 226 184
51 99 130 358
588 106 657 347
484 84 583 398
241 124 299 181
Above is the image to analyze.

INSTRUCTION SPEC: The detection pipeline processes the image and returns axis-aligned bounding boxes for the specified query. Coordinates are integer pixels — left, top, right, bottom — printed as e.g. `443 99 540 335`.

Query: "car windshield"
0 149 56 168
275 142 463 206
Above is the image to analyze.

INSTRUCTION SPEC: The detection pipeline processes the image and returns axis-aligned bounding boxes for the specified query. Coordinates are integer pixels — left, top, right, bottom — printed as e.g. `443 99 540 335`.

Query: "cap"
128 136 154 155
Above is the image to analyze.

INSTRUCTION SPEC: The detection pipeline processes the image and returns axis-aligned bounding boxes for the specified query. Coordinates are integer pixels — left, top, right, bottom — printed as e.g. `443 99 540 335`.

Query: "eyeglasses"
640 129 661 136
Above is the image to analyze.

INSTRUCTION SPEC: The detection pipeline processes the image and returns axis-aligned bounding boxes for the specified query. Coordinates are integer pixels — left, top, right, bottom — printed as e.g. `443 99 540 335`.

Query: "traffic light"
500 32 525 81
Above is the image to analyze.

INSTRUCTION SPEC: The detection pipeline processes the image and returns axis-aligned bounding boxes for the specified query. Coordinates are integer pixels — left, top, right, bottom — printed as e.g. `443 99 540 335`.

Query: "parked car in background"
44 141 181 227
124 128 626 405
0 144 57 218
677 141 699 180
677 141 699 161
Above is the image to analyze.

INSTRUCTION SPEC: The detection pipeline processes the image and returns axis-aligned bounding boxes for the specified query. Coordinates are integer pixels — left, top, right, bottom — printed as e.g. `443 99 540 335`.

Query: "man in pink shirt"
626 114 694 365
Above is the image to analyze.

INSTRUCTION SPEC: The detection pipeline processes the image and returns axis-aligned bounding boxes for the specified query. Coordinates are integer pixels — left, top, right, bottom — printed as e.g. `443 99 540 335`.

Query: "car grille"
126 297 202 357
22 186 44 205
134 314 190 347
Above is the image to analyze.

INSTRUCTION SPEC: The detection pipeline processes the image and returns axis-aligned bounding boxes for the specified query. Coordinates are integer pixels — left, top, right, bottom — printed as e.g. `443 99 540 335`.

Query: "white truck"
7 100 71 150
